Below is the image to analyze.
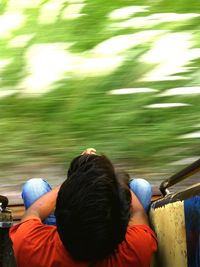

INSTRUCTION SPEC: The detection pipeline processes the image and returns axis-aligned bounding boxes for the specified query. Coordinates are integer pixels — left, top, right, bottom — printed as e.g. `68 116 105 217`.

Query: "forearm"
21 186 60 222
130 191 144 212
129 191 149 226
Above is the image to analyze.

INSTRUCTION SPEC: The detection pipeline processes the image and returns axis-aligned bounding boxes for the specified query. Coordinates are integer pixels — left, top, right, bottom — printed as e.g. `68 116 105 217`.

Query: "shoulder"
10 218 53 239
115 224 157 266
10 219 57 252
9 219 63 266
126 224 157 241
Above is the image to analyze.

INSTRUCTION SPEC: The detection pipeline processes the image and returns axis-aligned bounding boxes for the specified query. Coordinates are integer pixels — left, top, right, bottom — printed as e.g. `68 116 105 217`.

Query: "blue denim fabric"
22 178 56 225
129 178 152 212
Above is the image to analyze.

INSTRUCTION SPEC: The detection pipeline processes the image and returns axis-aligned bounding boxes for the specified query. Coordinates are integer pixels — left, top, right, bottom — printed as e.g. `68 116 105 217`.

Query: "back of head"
55 154 131 261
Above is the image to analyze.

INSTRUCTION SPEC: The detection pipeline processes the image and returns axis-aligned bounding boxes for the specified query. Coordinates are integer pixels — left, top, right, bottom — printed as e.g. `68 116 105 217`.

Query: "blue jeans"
22 178 56 225
129 178 152 212
22 178 152 226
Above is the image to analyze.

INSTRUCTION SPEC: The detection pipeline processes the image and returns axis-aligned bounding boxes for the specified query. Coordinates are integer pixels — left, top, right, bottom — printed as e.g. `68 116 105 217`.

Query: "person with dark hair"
10 148 157 267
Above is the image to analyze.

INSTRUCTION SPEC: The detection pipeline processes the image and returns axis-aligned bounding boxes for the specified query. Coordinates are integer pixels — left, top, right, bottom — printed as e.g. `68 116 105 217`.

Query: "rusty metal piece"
160 158 200 195
0 207 16 267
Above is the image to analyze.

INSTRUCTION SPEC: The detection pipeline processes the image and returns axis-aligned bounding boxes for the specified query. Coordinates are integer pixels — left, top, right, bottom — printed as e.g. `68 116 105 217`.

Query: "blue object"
22 178 56 225
129 178 152 212
184 196 200 267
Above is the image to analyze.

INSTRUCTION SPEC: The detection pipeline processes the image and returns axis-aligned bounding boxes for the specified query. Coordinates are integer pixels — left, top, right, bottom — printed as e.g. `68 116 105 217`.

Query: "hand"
81 148 96 155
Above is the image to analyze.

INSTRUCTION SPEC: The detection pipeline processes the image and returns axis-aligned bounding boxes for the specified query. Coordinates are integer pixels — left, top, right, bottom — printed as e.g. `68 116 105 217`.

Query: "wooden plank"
8 205 25 223
150 200 187 267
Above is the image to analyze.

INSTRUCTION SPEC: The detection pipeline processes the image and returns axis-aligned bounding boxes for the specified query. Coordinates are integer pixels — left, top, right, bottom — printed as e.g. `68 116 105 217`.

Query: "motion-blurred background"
0 0 200 202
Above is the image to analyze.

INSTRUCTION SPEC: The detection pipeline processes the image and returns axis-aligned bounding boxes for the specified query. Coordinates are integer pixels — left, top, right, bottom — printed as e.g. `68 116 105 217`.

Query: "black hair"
55 154 131 261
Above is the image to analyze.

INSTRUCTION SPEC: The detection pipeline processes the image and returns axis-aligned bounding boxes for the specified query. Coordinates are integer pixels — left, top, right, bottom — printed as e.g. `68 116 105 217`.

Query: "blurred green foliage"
0 0 200 181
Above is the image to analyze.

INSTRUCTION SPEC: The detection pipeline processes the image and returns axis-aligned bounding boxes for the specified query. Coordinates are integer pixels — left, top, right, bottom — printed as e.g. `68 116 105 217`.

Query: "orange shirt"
10 219 157 267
